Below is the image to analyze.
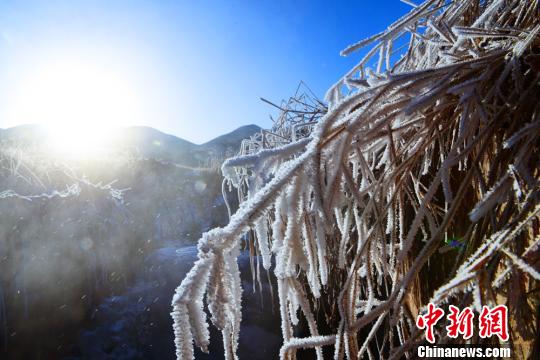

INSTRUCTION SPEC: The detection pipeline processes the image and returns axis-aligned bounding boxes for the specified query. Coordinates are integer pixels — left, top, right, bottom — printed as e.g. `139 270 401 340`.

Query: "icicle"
337 206 352 268
171 255 213 358
288 295 300 326
207 251 228 330
278 278 292 346
254 217 272 269
315 214 328 286
289 279 324 360
187 300 210 353
472 277 482 312
386 203 394 235
271 193 288 252
302 217 321 298
172 304 195 359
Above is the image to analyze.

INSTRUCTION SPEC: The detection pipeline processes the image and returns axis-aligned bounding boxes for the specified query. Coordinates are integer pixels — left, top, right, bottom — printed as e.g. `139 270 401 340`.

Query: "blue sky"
0 0 410 143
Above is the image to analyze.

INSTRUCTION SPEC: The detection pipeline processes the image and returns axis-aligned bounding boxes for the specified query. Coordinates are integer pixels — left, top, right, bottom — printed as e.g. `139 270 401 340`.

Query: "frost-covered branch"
172 1 540 358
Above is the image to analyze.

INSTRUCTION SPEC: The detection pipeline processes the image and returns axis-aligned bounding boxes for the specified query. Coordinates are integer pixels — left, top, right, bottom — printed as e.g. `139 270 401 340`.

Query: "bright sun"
12 59 139 157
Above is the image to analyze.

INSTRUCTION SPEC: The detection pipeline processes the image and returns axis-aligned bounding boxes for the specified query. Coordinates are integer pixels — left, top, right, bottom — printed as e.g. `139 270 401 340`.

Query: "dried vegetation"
172 1 540 358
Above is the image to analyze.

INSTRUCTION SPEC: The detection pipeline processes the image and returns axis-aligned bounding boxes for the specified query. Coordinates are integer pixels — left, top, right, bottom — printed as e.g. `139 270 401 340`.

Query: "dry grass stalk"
172 1 540 358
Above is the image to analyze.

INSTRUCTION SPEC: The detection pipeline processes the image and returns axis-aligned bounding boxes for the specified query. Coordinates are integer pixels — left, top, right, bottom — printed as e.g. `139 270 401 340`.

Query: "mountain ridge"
0 123 262 167
0 123 261 147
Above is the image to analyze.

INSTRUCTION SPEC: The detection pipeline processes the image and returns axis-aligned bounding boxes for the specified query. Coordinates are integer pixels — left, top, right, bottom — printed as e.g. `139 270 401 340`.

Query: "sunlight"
12 59 140 157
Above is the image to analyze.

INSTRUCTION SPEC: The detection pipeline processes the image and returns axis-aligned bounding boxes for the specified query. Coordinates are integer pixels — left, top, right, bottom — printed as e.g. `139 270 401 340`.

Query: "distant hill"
200 124 261 151
0 123 261 167
0 123 50 141
194 124 261 165
112 126 199 166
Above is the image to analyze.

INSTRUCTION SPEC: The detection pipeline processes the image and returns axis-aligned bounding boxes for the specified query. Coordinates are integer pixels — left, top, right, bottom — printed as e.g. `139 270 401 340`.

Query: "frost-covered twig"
172 1 540 358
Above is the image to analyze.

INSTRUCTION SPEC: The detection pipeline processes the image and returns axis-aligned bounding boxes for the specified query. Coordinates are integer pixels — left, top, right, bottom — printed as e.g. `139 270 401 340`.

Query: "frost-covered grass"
172 1 540 358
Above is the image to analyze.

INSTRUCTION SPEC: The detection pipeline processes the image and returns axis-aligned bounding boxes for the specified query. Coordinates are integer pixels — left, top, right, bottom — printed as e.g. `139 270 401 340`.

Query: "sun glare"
12 59 140 157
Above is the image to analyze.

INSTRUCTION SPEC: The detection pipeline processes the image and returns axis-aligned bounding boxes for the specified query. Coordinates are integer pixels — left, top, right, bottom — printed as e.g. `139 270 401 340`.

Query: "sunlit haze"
12 59 139 155
0 0 408 144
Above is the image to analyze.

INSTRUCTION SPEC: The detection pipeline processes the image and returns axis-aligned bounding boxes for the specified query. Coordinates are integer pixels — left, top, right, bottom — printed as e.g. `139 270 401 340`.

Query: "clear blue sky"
0 0 410 144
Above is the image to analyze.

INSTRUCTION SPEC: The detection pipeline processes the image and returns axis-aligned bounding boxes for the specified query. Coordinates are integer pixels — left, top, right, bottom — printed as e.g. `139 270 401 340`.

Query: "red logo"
479 305 509 341
446 305 474 339
416 303 445 343
416 303 509 343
